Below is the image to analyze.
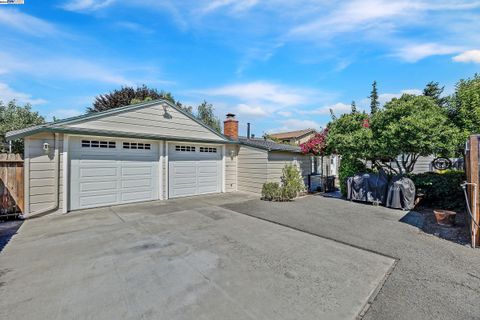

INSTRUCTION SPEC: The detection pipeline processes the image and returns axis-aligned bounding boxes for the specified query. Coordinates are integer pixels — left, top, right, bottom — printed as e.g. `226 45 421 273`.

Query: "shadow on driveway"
0 220 23 253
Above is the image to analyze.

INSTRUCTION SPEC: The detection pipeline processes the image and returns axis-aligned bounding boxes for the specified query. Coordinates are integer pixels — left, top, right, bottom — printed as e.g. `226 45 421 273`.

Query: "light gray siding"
68 103 224 141
267 152 312 185
25 132 63 215
225 145 238 192
237 145 268 193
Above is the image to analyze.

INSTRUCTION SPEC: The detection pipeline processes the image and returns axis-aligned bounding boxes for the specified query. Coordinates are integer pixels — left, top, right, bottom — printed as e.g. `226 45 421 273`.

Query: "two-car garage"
69 136 223 211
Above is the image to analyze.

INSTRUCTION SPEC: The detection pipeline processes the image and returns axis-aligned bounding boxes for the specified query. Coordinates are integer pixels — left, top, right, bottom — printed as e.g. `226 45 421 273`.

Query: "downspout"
20 133 60 219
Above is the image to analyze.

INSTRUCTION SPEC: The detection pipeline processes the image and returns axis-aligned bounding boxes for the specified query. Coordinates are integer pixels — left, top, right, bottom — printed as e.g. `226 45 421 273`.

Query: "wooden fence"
465 135 480 247
0 154 24 217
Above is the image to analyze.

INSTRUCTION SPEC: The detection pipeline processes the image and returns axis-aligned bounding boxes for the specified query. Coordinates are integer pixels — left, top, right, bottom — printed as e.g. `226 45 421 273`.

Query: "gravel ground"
222 195 480 320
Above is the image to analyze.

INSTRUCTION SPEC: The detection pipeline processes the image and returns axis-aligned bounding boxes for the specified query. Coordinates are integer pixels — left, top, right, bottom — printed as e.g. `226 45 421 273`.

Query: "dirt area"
414 207 471 246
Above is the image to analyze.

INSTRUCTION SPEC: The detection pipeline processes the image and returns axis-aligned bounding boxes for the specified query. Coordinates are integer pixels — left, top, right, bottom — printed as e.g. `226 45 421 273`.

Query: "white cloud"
304 102 351 116
0 9 60 37
201 0 259 14
116 21 154 34
393 43 461 62
288 0 429 41
62 0 115 11
236 103 268 116
197 81 325 107
453 50 480 63
377 89 422 104
273 119 322 132
277 111 292 117
0 83 47 105
0 53 138 86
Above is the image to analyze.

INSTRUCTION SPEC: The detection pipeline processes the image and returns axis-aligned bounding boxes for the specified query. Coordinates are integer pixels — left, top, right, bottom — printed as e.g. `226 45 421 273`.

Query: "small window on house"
175 145 196 152
200 147 217 153
82 140 116 148
123 142 152 150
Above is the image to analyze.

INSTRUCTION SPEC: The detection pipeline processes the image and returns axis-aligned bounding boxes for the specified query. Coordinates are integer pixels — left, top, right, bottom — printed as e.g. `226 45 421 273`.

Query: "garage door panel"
121 166 153 176
79 193 119 207
169 144 222 198
121 179 153 188
121 190 155 202
70 137 159 210
80 181 117 192
172 175 197 185
80 167 118 178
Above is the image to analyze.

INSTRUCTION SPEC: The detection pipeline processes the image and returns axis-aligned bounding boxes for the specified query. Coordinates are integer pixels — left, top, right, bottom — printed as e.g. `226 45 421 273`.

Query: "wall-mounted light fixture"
229 149 236 157
43 142 50 154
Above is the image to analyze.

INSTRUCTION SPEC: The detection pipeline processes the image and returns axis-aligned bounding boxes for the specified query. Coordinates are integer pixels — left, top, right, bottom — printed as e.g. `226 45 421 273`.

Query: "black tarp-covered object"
386 176 416 210
346 171 389 204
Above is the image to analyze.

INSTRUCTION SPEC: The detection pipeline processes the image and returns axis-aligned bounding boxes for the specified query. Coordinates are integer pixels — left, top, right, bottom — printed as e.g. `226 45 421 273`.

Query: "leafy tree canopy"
423 81 447 108
196 101 221 133
88 85 173 113
0 100 45 154
448 74 480 148
326 94 460 174
326 111 373 159
370 94 460 173
369 81 380 114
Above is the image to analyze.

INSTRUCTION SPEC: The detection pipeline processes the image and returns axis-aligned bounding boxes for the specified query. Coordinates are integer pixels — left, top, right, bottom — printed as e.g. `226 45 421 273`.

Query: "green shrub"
281 164 306 200
338 156 367 197
261 164 306 201
408 170 466 211
262 182 282 201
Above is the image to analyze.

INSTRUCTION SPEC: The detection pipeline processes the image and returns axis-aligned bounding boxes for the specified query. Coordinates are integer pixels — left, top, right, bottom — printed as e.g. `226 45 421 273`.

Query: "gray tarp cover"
386 176 416 210
346 171 389 204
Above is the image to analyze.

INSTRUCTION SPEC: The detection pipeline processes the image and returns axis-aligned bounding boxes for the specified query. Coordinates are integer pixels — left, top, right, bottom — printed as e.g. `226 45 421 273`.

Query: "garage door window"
82 140 116 148
199 147 217 153
175 145 195 152
123 142 151 150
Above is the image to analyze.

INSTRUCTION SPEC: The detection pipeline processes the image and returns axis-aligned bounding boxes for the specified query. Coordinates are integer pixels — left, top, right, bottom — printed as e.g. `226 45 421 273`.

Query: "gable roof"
238 136 302 153
269 128 316 140
6 99 231 142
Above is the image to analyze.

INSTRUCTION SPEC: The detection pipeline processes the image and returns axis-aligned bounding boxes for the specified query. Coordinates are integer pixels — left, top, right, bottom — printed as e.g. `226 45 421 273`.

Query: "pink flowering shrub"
300 128 329 156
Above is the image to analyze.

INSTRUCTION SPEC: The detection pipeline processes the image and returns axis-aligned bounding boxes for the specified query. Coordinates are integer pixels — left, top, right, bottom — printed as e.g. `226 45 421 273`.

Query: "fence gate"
0 153 24 217
465 135 480 247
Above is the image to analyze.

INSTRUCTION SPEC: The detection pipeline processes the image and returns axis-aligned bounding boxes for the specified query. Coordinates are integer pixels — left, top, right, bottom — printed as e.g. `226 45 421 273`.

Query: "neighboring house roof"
269 128 316 140
238 137 302 153
6 99 230 142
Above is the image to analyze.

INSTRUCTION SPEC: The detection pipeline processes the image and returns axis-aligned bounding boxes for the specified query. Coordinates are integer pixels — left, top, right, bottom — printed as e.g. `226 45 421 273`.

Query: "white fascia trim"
222 145 226 193
165 141 169 200
158 140 163 200
62 135 69 213
23 137 30 216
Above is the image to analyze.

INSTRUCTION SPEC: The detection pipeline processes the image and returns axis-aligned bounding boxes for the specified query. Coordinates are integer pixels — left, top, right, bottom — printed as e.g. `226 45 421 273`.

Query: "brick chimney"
223 113 238 140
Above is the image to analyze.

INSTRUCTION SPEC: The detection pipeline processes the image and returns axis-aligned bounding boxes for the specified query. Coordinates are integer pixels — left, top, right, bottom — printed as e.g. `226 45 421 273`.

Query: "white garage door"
168 144 222 198
70 137 159 210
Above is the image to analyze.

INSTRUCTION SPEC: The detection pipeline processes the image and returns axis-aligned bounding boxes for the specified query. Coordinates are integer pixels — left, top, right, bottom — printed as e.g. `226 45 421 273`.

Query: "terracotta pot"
433 209 456 226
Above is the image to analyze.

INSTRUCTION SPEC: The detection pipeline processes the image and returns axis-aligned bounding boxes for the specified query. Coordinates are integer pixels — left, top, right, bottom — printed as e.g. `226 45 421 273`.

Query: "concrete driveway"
223 194 480 320
0 193 394 320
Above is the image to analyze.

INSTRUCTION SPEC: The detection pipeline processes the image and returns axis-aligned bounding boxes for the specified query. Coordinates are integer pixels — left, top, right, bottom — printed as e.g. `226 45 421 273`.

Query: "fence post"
466 135 480 247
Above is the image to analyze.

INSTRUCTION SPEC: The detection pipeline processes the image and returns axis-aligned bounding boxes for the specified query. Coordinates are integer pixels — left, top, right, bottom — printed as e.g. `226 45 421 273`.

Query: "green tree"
351 100 357 113
448 74 480 152
196 101 221 133
0 100 45 154
326 111 373 159
88 85 193 114
371 94 459 174
369 81 380 114
423 81 447 108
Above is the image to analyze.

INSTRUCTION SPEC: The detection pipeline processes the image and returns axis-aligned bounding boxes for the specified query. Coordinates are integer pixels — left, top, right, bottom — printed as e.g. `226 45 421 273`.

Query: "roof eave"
7 126 237 145
5 98 231 142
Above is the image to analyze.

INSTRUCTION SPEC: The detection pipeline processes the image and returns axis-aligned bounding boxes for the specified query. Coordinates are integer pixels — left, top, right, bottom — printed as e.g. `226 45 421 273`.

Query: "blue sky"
0 1 480 137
